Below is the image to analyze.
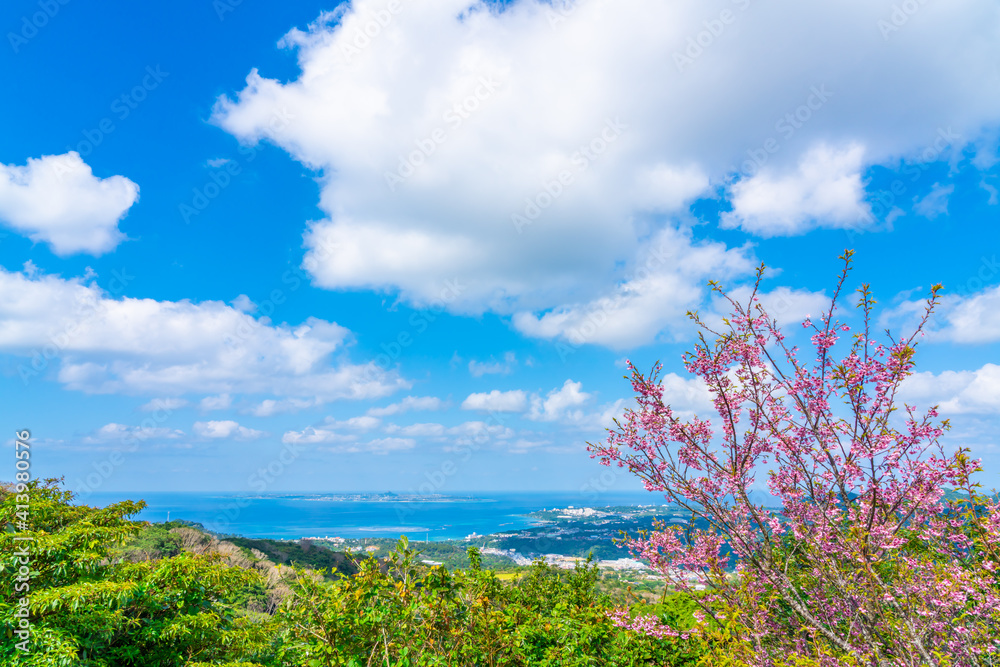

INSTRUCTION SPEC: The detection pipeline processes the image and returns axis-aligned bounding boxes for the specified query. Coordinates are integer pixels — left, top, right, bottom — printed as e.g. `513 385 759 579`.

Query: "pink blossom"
590 254 999 666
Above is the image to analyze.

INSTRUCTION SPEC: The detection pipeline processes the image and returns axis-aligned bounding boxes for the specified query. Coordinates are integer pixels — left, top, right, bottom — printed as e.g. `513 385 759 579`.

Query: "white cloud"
328 415 382 431
658 373 715 418
382 420 516 441
280 415 382 445
721 144 870 236
513 227 754 349
231 294 257 313
250 397 322 417
469 351 516 377
139 397 189 413
461 389 528 412
528 379 591 421
722 286 831 327
200 394 233 411
84 422 184 444
0 266 406 400
280 426 414 454
881 283 1000 344
282 426 358 445
509 438 550 453
938 286 1000 343
366 395 445 416
0 152 138 255
525 379 625 430
447 421 515 441
386 422 447 437
362 437 417 454
899 364 1000 414
981 179 999 205
211 0 1000 332
913 182 955 219
193 420 266 441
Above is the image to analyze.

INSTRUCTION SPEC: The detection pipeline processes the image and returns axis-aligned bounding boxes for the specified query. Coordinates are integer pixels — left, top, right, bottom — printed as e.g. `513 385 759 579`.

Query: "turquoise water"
84 491 663 541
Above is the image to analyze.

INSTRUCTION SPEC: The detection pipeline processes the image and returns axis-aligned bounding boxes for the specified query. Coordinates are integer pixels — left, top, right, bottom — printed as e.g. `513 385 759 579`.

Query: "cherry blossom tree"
592 252 1000 666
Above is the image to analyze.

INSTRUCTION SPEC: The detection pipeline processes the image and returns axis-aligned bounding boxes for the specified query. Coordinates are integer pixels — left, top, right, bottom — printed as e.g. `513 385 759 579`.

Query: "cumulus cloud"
385 422 448 437
513 227 754 349
281 425 414 453
0 152 139 255
282 427 357 445
881 283 1000 344
720 286 831 327
200 394 233 411
280 414 383 447
139 397 189 412
0 266 406 401
722 144 870 236
193 420 266 440
658 373 715 418
525 379 625 430
367 395 445 416
509 438 550 453
528 380 591 421
461 389 528 412
446 420 515 442
899 364 1000 414
84 422 184 444
211 0 1000 341
913 182 955 219
362 437 417 454
327 415 382 431
469 351 517 377
250 398 322 417
382 419 515 442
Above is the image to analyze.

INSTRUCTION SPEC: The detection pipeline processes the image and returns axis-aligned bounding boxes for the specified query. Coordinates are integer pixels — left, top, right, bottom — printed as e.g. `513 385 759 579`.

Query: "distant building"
597 558 648 571
556 507 607 518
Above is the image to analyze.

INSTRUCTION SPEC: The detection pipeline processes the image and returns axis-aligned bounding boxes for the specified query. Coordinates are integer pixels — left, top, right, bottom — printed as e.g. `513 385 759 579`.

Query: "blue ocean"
84 491 663 541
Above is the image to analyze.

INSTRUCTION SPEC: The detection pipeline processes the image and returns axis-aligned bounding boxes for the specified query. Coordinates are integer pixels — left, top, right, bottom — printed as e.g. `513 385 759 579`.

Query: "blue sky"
1 0 999 497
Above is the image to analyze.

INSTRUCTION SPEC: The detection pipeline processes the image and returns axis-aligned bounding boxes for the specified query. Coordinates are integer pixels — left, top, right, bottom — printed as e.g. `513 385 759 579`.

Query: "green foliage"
224 537 359 580
0 480 277 667
116 523 184 561
1 483 708 666
275 538 703 666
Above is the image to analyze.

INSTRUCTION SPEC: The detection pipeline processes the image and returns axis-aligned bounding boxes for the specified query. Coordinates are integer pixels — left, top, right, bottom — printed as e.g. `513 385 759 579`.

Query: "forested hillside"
0 480 708 666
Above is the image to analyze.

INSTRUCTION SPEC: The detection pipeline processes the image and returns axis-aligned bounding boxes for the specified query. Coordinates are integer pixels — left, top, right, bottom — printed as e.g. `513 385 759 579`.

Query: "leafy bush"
0 480 277 667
